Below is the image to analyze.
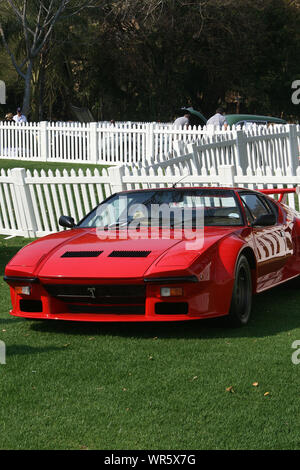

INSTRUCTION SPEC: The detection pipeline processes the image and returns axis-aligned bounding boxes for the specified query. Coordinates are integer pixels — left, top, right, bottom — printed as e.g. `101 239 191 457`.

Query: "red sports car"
4 186 300 326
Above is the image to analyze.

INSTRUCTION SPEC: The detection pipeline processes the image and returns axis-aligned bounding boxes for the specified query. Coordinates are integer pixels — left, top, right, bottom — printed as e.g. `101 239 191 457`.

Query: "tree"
0 0 95 117
1 0 299 121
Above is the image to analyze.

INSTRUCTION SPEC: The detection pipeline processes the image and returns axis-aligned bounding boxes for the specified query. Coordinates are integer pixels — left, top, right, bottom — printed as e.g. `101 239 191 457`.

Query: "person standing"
173 112 191 128
206 107 227 128
13 107 27 123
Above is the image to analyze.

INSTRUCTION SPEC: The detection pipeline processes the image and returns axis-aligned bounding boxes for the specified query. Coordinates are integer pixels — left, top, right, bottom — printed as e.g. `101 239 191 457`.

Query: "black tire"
227 255 252 326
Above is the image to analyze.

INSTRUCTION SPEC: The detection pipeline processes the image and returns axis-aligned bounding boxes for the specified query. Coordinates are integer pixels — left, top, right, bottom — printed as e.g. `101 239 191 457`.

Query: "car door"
239 192 288 291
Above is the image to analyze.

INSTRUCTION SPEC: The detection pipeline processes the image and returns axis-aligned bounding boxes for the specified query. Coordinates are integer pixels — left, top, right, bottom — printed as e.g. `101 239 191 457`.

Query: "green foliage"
0 0 300 121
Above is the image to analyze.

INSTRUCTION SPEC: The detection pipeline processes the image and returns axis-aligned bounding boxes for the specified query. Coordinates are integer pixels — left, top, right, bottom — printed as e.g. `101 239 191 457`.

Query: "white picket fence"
1 120 299 166
0 151 299 238
0 120 211 165
152 125 300 176
0 119 299 238
0 167 113 237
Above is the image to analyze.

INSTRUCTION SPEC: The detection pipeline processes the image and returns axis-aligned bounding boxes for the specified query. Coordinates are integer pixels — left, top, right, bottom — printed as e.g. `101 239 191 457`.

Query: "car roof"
117 187 259 194
225 114 286 125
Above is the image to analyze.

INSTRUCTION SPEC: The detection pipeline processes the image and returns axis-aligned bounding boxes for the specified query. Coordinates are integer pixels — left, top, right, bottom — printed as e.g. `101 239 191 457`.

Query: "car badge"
87 287 96 299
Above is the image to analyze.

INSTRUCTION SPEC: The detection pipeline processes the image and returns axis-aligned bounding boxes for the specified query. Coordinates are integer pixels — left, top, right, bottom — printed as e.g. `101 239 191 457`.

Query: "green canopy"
180 107 207 125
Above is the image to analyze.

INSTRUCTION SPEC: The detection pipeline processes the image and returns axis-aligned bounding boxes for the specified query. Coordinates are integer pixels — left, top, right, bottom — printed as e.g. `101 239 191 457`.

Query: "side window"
240 194 271 221
242 202 254 224
264 197 279 220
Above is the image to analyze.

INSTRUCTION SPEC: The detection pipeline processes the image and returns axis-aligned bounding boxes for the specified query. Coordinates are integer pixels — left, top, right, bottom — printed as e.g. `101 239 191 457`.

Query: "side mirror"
252 213 276 227
59 215 76 229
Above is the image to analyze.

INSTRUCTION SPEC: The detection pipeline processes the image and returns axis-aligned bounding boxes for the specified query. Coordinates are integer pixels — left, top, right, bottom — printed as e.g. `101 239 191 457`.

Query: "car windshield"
78 189 243 229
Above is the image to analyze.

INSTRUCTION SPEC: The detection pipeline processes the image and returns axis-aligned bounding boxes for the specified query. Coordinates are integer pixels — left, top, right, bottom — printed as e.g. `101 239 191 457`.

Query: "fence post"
235 130 248 175
145 122 155 163
287 124 298 175
218 165 235 187
39 121 49 161
89 122 98 163
11 168 37 238
189 143 202 174
108 165 126 193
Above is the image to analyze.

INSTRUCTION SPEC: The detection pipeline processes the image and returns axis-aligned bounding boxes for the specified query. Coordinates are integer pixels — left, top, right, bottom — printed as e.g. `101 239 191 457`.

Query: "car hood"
6 226 239 279
7 229 182 279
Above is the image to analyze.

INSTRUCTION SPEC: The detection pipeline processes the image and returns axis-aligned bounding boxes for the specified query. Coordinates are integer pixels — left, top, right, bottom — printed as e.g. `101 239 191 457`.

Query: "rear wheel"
228 255 252 326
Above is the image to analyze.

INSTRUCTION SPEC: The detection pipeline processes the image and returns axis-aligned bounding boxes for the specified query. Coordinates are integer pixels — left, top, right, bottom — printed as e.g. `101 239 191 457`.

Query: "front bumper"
4 275 229 322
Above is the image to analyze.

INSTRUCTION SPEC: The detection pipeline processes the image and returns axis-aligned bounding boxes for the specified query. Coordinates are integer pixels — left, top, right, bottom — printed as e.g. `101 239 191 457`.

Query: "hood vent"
108 250 151 258
61 251 103 258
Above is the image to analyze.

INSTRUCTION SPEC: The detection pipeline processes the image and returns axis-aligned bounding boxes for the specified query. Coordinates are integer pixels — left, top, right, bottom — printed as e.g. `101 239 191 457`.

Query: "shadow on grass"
29 279 300 340
6 344 66 357
0 317 27 325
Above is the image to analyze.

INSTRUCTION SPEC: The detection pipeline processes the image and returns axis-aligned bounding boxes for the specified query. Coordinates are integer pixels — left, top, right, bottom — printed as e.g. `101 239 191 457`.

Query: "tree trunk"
38 63 46 121
22 61 33 118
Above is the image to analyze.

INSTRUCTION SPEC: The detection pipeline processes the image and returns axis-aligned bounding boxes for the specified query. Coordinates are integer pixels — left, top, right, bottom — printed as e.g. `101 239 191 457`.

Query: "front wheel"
227 255 252 326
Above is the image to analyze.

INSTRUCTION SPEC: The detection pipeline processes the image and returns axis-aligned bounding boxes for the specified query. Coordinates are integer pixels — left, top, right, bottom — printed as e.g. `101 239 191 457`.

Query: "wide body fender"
189 230 255 316
216 229 255 282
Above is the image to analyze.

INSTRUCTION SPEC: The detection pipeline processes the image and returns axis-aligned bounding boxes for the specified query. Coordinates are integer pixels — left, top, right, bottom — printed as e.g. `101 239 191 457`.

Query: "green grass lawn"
1 235 300 450
0 158 108 173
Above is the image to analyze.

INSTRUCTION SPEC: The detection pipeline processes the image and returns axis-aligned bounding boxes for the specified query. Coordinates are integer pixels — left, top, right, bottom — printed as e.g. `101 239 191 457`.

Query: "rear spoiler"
259 187 300 202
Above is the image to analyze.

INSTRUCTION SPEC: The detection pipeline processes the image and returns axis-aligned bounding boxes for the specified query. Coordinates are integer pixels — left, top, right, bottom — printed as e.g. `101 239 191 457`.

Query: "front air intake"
61 251 103 258
155 302 189 315
108 251 151 258
20 299 43 313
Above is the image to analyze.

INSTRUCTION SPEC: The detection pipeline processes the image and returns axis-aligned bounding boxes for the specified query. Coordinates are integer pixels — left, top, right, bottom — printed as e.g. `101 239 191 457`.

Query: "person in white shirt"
206 107 227 128
173 112 190 128
13 107 27 123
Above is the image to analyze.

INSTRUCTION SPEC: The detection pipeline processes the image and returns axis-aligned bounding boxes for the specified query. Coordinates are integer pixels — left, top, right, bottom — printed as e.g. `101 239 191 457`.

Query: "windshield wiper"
103 220 130 230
